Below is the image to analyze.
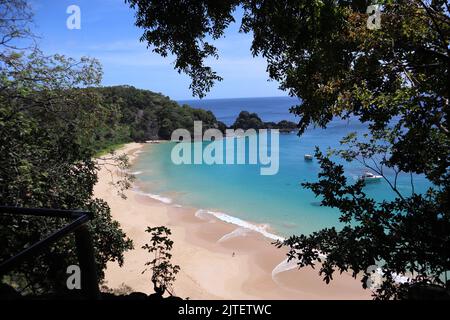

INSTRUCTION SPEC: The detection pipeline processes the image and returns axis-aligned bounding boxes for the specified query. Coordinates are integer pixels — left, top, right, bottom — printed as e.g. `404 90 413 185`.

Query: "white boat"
359 171 382 183
304 154 313 161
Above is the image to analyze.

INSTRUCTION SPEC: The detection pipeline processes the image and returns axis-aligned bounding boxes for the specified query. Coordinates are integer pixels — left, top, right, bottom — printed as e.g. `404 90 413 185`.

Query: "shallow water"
133 97 430 237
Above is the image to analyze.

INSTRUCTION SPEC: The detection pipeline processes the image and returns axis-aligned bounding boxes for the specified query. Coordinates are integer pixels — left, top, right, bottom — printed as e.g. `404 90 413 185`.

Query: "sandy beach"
95 142 371 300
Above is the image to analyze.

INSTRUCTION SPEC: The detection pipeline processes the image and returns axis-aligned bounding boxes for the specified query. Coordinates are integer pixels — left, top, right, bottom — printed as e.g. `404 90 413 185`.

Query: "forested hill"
94 85 226 143
91 86 298 153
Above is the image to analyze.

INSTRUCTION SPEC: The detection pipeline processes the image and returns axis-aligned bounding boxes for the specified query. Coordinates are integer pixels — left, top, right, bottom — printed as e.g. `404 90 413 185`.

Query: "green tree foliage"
95 85 226 140
0 1 133 294
127 0 449 299
232 110 298 131
232 111 264 130
0 50 135 295
0 0 33 49
142 226 180 297
126 0 240 98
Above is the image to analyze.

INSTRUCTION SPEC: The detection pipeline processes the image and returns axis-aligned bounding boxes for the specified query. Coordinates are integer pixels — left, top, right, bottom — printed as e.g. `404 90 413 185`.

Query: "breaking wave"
133 189 173 204
194 209 284 242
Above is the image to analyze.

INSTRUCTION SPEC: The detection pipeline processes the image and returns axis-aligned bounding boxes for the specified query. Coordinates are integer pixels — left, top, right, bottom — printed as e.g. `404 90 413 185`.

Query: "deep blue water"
132 97 430 238
178 96 300 126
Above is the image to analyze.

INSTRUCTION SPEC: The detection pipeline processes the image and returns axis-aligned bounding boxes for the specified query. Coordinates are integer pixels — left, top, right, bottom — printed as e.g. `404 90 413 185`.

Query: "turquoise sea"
132 97 430 238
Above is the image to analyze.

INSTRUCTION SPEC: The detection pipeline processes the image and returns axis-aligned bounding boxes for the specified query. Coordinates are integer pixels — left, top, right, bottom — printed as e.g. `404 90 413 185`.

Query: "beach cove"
97 143 371 299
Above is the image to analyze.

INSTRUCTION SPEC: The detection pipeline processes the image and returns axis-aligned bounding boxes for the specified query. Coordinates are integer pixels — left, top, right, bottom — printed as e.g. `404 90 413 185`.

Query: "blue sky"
30 0 287 100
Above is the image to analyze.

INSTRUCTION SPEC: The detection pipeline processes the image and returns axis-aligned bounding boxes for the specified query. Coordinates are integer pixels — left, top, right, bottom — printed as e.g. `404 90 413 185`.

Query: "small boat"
304 154 313 161
359 171 382 183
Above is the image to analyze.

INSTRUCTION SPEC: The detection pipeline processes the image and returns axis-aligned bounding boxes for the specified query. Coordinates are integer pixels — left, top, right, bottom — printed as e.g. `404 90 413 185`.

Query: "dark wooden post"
74 224 101 300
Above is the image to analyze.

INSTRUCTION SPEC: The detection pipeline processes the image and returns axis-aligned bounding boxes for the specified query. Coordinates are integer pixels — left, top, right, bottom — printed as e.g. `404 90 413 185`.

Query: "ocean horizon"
133 96 430 238
178 96 301 126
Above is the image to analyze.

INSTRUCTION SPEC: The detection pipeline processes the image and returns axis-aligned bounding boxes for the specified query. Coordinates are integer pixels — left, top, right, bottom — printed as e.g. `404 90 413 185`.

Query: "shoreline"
95 142 371 299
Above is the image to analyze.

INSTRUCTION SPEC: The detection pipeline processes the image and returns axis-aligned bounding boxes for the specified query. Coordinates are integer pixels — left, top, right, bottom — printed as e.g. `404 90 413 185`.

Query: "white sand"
95 143 371 300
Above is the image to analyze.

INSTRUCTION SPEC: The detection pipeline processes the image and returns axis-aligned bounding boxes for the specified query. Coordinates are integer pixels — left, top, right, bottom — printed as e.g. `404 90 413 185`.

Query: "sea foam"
271 254 410 286
271 258 299 279
133 189 173 204
217 227 252 242
194 209 284 242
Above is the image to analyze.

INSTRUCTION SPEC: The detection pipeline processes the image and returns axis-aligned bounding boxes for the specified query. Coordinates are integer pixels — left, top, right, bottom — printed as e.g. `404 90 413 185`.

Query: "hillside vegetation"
94 85 226 144
232 111 297 132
